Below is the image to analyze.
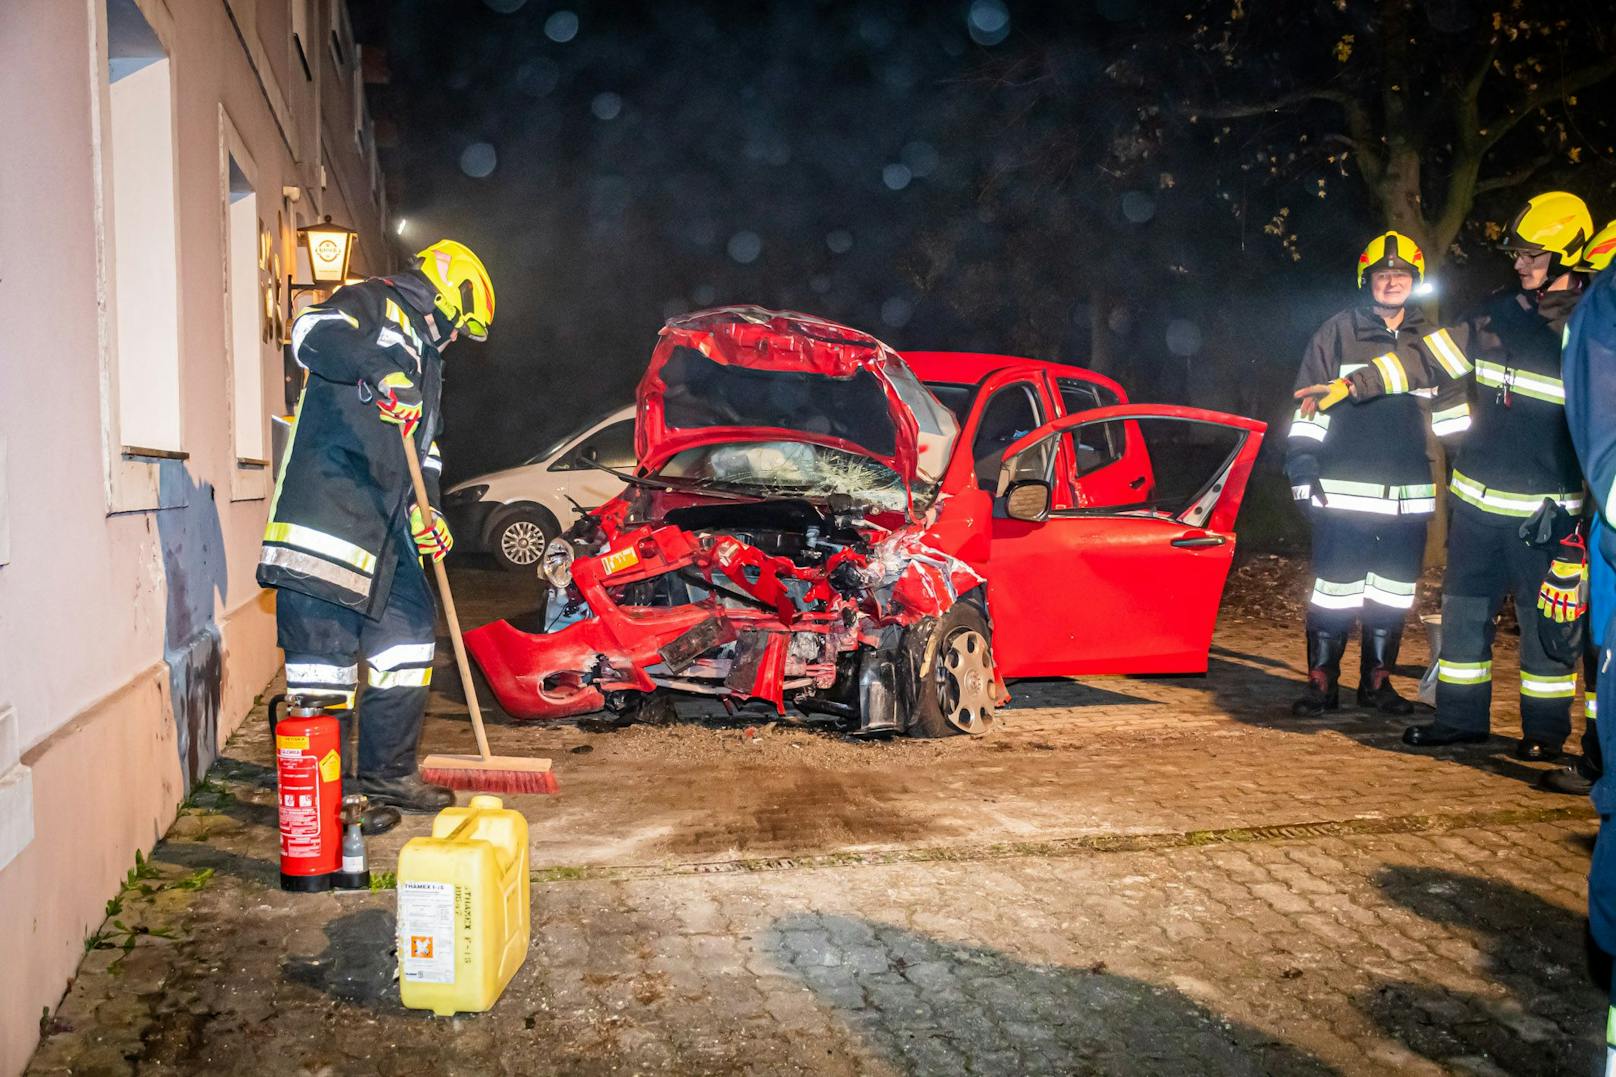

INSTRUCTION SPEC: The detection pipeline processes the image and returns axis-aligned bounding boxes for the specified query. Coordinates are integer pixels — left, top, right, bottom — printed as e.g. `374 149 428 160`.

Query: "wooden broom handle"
400 429 493 761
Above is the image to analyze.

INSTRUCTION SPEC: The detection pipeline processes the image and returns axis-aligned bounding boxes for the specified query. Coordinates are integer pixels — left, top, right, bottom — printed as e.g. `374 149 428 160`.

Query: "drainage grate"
530 804 1596 885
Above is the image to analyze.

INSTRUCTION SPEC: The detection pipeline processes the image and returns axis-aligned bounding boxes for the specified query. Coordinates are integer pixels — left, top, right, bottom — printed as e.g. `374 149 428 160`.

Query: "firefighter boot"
1357 627 1414 715
1292 630 1347 716
1541 709 1600 795
358 772 455 814
335 712 403 835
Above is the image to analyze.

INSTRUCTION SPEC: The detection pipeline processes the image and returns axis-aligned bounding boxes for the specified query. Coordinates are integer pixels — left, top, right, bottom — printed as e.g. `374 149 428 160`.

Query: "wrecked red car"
465 306 1265 736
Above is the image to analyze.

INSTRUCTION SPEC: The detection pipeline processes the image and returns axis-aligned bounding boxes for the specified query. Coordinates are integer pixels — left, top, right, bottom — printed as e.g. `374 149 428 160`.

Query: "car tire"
490 510 554 573
901 600 997 738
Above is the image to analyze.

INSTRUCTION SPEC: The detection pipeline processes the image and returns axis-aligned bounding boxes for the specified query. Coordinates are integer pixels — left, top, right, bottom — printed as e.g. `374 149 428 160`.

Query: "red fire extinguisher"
268 694 344 892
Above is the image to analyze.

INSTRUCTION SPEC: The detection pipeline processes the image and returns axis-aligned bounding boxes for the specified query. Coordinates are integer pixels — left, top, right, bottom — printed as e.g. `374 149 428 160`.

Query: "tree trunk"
1088 282 1115 376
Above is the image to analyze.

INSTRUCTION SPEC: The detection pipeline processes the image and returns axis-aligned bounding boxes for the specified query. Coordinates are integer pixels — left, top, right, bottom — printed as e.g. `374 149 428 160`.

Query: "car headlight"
446 484 489 504
541 537 576 587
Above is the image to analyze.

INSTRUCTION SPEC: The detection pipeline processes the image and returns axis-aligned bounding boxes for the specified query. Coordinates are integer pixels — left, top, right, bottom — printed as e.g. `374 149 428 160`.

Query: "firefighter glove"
1537 537 1587 625
1292 380 1350 417
1316 379 1352 412
409 504 453 562
375 372 423 438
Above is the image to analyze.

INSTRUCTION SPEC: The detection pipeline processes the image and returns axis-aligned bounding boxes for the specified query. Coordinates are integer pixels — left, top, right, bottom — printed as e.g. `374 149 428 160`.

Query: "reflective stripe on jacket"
1344 286 1586 526
258 275 445 615
1284 305 1450 516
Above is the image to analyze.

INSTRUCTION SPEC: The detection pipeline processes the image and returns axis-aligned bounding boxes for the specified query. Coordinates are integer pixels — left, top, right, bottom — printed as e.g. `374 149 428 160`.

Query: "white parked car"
441 405 636 571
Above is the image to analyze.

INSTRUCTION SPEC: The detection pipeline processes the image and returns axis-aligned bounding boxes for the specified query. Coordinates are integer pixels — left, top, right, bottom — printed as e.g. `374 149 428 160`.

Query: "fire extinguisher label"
278 753 322 860
318 749 341 783
276 734 309 750
398 881 456 984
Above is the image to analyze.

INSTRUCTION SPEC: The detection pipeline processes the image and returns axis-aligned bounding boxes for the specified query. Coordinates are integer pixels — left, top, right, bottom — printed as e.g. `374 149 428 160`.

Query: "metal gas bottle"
268 694 344 892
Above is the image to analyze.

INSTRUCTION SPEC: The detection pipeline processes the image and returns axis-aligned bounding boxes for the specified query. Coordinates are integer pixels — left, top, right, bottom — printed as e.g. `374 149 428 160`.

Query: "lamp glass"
299 217 357 284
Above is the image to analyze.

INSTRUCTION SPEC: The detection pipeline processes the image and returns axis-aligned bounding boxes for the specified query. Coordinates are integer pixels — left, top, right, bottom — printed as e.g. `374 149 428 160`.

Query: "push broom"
398 427 558 795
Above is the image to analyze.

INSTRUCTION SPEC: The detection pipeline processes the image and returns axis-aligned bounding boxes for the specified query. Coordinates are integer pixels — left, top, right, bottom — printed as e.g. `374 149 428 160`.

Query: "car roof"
901 351 1123 397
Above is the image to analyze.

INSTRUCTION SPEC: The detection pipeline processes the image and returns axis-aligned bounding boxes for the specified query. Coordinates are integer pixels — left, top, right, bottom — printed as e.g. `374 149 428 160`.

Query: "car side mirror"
1003 480 1050 522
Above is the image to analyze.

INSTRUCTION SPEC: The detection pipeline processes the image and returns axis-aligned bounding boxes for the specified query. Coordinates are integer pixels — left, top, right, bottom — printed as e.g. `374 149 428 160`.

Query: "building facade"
0 1 391 1068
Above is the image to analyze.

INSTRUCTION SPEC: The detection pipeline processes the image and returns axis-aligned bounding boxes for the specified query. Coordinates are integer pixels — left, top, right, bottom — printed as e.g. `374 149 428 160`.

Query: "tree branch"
1481 56 1616 152
1475 154 1554 195
1463 39 1498 104
1187 86 1353 120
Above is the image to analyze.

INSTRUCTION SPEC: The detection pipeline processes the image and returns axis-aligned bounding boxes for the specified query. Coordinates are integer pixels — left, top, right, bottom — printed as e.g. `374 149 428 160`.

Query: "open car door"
985 405 1266 678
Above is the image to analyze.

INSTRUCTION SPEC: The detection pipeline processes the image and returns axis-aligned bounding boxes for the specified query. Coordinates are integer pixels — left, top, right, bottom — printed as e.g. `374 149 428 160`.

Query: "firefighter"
1561 221 1616 1063
1541 217 1616 795
260 240 494 822
1284 231 1463 717
1385 191 1593 756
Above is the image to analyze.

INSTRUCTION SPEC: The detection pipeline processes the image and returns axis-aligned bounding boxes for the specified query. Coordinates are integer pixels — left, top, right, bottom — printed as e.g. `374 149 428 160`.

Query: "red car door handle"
1171 532 1226 548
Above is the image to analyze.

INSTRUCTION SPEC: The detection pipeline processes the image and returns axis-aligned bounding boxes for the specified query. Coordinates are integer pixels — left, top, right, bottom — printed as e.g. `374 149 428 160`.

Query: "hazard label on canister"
398 881 456 983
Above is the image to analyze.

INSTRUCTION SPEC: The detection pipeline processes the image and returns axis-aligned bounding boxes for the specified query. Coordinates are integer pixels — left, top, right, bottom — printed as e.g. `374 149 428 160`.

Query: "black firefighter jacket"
258 274 446 617
1284 305 1464 517
1342 287 1584 526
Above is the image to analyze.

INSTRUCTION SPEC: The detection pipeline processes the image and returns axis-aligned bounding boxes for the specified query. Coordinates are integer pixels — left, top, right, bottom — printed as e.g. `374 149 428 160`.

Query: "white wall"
0 0 393 1069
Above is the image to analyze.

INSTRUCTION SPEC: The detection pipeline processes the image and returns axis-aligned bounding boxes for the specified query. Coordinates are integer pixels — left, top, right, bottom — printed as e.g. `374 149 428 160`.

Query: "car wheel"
902 601 997 738
492 512 553 573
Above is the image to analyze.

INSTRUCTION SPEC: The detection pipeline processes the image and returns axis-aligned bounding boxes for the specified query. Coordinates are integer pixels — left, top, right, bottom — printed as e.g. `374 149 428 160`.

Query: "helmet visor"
457 276 490 340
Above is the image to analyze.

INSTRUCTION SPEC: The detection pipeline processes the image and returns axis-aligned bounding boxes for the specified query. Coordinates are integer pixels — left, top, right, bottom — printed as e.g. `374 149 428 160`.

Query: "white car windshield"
524 414 612 466
654 441 914 511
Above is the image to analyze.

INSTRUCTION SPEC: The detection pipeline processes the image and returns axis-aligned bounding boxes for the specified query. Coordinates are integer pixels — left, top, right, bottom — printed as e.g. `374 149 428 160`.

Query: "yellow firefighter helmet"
1499 191 1594 273
1356 231 1425 288
415 239 495 341
1583 220 1616 274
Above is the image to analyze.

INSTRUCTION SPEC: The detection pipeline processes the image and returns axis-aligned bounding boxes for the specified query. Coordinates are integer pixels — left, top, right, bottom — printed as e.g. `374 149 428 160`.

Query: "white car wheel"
495 517 550 571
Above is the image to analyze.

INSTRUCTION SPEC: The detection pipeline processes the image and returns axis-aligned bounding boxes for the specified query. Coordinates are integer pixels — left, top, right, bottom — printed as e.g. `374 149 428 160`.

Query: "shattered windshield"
654 441 912 511
658 345 899 458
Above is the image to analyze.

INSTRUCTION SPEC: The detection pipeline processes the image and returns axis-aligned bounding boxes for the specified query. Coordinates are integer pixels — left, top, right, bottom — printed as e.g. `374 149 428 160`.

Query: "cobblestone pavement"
28 561 1608 1075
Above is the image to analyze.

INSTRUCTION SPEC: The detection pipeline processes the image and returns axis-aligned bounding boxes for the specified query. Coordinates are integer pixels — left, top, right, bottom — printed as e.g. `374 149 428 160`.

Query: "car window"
1061 417 1244 518
1057 379 1123 475
550 419 636 472
1056 377 1119 414
923 382 977 425
972 383 1042 492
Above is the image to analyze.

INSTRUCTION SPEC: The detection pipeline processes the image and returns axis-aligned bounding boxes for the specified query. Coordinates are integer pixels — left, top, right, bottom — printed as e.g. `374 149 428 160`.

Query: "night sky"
355 0 1616 484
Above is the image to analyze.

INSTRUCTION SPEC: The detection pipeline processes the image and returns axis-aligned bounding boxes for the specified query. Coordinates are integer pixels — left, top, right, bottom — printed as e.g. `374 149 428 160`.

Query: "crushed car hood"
634 306 957 491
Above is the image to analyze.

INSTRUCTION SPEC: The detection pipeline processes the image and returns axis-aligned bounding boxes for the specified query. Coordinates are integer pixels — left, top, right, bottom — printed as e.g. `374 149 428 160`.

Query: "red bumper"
464 604 715 720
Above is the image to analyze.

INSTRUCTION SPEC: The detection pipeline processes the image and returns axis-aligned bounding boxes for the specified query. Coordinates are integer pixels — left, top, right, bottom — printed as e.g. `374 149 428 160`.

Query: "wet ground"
28 556 1607 1075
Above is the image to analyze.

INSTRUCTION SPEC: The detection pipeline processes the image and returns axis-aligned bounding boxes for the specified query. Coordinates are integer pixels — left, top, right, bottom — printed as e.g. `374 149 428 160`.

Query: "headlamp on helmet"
1356 230 1424 289
1499 191 1593 274
415 239 495 341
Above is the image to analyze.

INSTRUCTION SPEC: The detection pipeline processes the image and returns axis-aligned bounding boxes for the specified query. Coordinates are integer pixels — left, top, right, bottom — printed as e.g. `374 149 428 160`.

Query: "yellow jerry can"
396 794 530 1016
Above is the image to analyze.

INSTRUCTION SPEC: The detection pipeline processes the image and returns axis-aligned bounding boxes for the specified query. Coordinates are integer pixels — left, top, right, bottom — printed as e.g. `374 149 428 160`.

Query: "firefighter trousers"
276 550 437 779
1436 506 1576 744
1305 511 1427 634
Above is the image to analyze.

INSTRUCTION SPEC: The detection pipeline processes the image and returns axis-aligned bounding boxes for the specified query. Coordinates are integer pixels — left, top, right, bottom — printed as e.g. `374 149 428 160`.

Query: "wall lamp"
287 215 359 321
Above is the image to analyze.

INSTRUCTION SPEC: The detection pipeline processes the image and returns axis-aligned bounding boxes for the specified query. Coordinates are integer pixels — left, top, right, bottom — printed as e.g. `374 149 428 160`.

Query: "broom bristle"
419 753 559 795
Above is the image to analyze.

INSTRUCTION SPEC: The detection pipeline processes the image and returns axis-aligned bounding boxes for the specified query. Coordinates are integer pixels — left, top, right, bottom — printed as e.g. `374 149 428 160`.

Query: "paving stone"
25 583 1613 1076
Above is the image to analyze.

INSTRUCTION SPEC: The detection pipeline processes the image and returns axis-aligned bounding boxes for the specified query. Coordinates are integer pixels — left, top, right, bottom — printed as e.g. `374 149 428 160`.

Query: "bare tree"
1181 0 1616 274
